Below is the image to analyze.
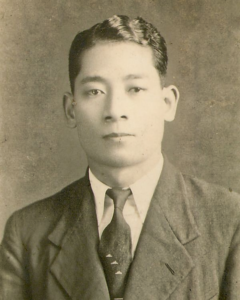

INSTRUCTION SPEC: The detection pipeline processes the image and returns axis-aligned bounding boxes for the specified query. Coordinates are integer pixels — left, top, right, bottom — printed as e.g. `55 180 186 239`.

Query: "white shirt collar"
89 155 164 225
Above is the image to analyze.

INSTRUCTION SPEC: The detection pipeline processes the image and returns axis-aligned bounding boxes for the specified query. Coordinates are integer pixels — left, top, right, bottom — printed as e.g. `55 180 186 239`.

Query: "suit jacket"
1 158 240 300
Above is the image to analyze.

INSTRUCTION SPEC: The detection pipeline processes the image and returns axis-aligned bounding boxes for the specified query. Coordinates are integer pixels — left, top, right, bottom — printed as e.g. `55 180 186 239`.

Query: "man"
1 15 240 300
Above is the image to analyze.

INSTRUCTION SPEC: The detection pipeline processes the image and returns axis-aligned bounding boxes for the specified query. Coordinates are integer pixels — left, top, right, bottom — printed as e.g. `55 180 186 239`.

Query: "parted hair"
69 15 168 93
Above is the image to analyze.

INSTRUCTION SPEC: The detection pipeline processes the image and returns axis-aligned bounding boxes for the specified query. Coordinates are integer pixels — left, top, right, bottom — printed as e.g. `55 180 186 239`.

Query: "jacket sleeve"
0 213 31 300
220 221 240 299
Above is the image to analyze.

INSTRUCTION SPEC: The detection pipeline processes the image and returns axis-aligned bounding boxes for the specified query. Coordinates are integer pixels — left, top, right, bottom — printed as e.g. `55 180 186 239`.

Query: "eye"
129 87 145 93
87 89 104 96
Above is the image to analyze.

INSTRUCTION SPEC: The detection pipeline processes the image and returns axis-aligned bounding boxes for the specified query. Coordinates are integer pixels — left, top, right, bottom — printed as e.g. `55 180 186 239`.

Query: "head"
69 15 168 93
64 15 179 183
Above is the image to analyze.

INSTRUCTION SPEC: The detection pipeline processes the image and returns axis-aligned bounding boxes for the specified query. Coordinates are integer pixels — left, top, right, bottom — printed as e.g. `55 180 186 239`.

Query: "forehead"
78 41 158 79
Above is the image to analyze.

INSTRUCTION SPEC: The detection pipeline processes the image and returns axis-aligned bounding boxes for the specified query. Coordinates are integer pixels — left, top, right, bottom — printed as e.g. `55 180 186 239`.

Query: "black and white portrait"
1 1 240 299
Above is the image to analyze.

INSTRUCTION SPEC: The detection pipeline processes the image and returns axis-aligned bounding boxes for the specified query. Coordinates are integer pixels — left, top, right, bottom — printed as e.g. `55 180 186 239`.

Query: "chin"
99 154 145 169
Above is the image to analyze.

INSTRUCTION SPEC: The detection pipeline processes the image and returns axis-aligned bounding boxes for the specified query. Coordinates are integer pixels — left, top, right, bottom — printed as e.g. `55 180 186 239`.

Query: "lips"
103 133 134 138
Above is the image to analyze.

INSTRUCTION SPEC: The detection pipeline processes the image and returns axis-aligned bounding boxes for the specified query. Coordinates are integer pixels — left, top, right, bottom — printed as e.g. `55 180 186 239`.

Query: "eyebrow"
79 74 148 85
80 76 107 85
124 74 148 80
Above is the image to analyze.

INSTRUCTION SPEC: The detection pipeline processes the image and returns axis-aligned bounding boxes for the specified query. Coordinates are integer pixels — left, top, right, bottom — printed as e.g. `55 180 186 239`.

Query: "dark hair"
69 15 168 93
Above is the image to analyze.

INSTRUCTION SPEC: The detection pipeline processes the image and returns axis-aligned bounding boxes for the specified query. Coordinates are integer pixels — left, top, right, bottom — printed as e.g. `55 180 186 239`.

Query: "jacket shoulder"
182 173 240 227
3 177 88 243
16 177 86 215
183 173 240 203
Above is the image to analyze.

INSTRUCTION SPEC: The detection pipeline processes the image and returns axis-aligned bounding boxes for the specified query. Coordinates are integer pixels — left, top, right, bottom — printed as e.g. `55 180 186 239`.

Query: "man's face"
67 42 178 169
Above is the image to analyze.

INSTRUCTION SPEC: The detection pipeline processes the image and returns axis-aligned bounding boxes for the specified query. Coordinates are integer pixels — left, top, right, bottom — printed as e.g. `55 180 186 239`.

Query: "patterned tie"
99 188 132 300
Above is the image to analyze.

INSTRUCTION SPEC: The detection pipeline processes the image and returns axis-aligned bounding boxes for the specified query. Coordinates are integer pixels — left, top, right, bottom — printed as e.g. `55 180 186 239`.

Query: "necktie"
99 188 132 299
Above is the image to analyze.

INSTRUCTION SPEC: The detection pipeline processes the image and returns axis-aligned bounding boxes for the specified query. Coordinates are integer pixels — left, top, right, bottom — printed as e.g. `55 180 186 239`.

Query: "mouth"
103 133 134 139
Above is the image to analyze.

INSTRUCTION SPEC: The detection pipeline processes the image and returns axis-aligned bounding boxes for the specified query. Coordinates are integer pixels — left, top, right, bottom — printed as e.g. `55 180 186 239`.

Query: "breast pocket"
208 294 218 300
205 279 218 299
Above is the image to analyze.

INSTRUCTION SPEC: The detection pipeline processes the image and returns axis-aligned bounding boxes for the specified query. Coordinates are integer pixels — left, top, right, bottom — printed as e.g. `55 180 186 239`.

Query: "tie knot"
106 188 132 211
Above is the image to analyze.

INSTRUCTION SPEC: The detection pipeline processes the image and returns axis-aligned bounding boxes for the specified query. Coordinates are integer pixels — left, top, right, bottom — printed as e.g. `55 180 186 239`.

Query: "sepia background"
0 0 240 239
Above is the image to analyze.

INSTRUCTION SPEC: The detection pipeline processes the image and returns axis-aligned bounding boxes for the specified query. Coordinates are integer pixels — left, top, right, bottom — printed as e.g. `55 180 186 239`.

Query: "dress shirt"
89 156 163 256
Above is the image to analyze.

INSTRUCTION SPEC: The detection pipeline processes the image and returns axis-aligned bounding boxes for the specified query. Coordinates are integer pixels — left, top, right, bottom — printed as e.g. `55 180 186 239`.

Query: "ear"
162 85 180 122
63 92 77 128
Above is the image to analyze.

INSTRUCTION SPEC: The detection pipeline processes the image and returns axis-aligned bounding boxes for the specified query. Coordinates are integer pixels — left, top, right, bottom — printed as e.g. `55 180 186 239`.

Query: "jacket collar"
155 156 200 245
48 175 110 300
48 157 200 300
124 157 200 299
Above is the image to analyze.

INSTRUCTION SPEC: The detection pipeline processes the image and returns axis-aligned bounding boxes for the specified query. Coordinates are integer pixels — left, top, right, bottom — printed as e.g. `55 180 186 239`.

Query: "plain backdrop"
0 0 240 240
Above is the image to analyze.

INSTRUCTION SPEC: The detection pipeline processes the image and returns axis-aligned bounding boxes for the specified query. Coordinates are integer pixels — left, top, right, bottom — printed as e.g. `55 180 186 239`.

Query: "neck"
88 152 163 188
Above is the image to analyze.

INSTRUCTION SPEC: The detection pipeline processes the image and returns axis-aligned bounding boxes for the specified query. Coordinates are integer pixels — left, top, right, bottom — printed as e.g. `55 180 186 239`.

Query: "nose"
103 91 128 122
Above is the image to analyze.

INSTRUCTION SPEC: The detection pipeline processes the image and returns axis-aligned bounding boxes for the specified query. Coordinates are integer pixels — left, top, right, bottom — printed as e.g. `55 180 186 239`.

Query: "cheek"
75 106 98 129
75 114 96 141
136 104 165 133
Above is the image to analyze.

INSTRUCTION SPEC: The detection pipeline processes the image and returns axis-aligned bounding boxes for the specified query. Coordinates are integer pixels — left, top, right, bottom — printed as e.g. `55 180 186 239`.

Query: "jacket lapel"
48 176 110 300
124 159 200 300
